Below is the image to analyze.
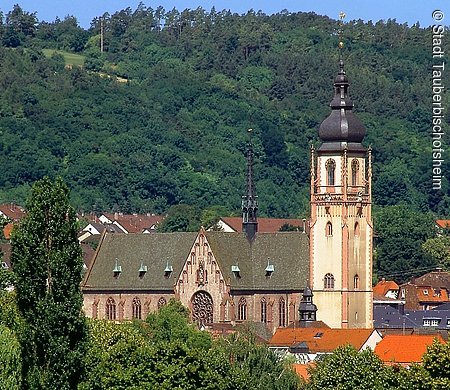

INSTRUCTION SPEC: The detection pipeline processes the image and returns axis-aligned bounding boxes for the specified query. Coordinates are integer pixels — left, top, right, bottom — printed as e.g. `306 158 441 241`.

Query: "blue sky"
1 1 449 29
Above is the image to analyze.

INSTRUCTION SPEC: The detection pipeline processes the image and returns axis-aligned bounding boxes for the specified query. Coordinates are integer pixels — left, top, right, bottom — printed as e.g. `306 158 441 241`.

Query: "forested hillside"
0 5 449 279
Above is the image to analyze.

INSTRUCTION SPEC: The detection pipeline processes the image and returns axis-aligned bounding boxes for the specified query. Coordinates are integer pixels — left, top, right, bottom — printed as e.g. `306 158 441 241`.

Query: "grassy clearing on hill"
42 49 85 67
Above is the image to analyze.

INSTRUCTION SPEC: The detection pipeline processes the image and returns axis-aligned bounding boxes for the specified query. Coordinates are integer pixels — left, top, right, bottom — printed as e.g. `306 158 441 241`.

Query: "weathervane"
338 11 346 60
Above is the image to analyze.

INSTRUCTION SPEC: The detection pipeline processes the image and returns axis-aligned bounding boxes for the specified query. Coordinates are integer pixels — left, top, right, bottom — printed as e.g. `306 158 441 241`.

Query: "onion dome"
318 60 366 152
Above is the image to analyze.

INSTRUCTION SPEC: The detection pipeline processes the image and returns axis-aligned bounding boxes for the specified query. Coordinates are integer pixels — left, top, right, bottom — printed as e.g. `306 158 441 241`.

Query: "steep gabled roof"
374 334 444 364
82 232 197 291
373 280 399 297
82 230 310 293
219 217 305 233
205 231 309 290
269 328 376 352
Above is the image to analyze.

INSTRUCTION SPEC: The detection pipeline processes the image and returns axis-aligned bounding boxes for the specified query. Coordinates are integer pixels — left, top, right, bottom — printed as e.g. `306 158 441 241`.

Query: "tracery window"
192 291 213 326
157 297 167 310
279 297 286 327
324 273 335 289
261 298 267 323
132 297 142 320
106 297 116 320
238 297 247 321
351 159 359 186
326 159 336 186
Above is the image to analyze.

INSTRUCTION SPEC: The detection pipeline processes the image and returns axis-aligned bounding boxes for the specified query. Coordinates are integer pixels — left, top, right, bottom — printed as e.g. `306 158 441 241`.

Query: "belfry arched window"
351 159 359 186
279 297 286 327
238 297 247 321
354 274 360 290
106 297 116 320
326 159 336 186
132 297 142 320
324 273 335 289
326 222 333 237
354 222 360 237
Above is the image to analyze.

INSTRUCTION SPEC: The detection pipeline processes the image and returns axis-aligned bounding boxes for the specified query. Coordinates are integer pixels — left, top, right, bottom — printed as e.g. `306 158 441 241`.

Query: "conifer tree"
11 177 87 389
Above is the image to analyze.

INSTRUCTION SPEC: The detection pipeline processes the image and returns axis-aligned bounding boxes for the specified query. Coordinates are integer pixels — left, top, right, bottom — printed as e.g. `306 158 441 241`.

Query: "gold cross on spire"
338 11 346 57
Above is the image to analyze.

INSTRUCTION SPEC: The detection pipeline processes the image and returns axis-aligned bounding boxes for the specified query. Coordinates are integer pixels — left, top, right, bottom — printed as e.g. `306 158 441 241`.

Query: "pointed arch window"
261 298 267 323
324 273 335 289
238 297 247 321
351 159 359 186
157 297 167 310
354 274 360 290
326 159 336 186
106 297 116 320
279 297 286 327
326 222 333 237
132 297 142 320
354 222 360 237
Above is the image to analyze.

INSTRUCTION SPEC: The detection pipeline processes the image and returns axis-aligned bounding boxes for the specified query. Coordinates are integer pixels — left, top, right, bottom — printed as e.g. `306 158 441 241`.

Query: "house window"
354 274 360 290
354 222 360 237
191 253 196 265
279 297 286 327
261 298 267 323
326 222 333 237
351 159 359 186
326 159 336 186
238 297 247 321
157 297 167 310
423 289 429 295
106 297 116 320
324 273 335 289
132 297 142 320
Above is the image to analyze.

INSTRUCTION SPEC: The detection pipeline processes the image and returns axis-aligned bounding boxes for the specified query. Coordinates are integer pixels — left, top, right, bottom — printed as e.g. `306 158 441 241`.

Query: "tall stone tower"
309 58 373 329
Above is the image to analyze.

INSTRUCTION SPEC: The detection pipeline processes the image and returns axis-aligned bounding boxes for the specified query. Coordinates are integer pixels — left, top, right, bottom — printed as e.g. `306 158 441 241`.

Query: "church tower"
309 53 373 328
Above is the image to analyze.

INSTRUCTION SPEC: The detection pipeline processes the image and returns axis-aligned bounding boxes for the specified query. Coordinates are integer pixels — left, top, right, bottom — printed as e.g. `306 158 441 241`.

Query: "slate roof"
205 231 309 290
220 217 305 233
374 304 450 330
82 231 310 292
269 328 375 352
83 232 198 291
374 334 444 364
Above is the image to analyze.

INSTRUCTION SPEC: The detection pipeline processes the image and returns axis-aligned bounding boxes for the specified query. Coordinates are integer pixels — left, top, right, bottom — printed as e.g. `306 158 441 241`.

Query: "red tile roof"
415 286 449 303
269 328 375 353
2 223 13 240
103 213 164 233
221 217 305 233
436 220 450 229
373 280 399 297
374 334 445 365
293 363 314 381
0 204 26 221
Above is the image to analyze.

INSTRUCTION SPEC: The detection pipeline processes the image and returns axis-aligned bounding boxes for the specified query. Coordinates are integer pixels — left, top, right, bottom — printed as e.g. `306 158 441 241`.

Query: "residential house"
268 327 382 363
374 334 445 367
399 269 450 310
99 212 164 233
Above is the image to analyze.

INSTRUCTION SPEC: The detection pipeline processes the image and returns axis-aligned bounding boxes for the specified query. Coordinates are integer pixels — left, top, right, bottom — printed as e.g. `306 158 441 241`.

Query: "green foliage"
158 204 202 232
0 324 22 390
374 205 437 283
306 345 402 390
422 236 450 271
11 177 87 389
0 5 446 220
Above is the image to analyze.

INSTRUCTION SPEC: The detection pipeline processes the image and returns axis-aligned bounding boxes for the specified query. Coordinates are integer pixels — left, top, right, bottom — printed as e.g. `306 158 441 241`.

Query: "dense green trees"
10 177 87 389
0 5 448 281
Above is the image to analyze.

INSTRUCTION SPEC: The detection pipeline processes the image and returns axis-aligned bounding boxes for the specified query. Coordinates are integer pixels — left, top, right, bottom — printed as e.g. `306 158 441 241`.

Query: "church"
82 57 373 331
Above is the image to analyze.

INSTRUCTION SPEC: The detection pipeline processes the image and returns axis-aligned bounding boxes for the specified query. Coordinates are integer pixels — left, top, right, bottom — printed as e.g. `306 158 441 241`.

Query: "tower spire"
242 128 258 241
